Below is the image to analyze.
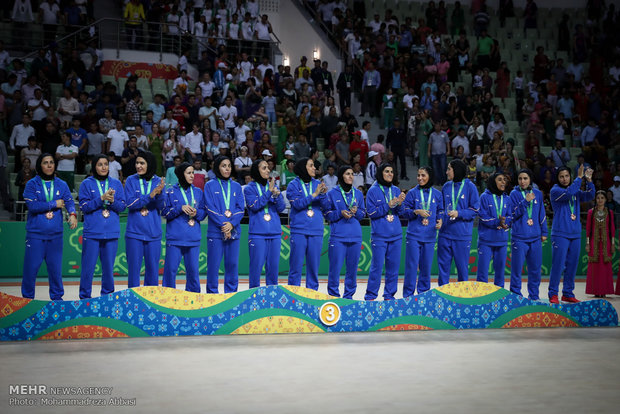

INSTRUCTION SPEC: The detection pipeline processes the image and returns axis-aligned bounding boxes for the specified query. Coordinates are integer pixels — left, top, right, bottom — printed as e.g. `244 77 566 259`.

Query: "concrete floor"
1 281 619 413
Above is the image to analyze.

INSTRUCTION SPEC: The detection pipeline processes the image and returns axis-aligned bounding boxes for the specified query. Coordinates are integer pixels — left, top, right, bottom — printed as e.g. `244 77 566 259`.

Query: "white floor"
1 281 619 414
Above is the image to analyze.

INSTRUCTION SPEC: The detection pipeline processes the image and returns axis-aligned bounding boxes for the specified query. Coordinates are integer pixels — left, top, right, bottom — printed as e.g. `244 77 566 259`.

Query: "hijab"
137 151 157 181
91 154 109 181
487 172 505 196
337 165 353 192
175 162 192 189
294 157 312 183
516 168 534 190
449 159 466 182
35 153 55 181
556 166 571 188
250 159 268 186
213 155 231 181
376 163 393 187
418 166 434 189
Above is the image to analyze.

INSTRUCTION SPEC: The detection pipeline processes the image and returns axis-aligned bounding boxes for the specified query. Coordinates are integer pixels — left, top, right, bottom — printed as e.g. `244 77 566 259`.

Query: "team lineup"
21 152 595 304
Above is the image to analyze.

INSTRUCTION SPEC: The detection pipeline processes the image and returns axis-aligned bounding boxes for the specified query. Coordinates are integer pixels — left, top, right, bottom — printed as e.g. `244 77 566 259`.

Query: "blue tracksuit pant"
365 239 401 300
22 237 64 300
404 238 435 297
288 234 322 291
207 238 240 294
327 240 361 299
163 244 200 293
510 239 543 300
248 237 281 288
437 237 471 285
126 237 161 288
476 243 507 287
549 235 580 299
80 237 119 299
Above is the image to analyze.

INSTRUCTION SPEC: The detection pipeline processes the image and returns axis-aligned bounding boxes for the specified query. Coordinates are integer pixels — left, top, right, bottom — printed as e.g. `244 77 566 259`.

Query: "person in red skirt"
586 190 616 298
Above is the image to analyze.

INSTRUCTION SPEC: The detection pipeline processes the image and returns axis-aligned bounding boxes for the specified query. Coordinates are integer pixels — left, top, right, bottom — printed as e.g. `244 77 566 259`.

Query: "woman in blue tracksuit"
438 159 480 285
204 155 245 293
244 159 286 288
509 168 548 300
477 172 513 287
79 154 126 299
162 162 207 292
125 151 166 288
322 165 366 299
22 153 78 300
365 163 406 300
549 165 594 304
401 166 443 296
286 157 328 291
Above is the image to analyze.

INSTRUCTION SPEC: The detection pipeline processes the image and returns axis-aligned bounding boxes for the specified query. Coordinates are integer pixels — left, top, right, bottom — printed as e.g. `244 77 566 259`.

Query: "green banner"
0 222 590 278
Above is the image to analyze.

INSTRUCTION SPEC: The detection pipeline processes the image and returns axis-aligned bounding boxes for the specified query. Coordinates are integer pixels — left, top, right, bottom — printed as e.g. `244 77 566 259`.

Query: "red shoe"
549 295 559 304
561 296 580 303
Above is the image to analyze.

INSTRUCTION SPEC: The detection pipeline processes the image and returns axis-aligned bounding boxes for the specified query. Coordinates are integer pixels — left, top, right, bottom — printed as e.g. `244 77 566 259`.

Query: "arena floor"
1 281 619 413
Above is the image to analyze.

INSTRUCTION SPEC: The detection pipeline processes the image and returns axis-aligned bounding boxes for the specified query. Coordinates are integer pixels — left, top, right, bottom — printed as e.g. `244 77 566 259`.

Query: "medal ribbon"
256 182 270 214
300 180 314 211
180 186 195 207
339 186 356 210
492 194 504 219
218 178 231 211
521 190 533 220
568 195 575 217
96 179 109 208
419 188 431 212
451 181 465 211
140 178 152 196
379 184 393 216
42 179 54 203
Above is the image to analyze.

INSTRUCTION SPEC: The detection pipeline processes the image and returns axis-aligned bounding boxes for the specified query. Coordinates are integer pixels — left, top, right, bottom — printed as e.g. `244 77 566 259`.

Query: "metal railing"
3 18 281 64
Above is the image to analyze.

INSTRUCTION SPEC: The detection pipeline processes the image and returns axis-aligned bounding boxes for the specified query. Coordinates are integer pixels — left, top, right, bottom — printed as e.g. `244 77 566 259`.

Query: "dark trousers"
339 89 351 112
362 86 377 117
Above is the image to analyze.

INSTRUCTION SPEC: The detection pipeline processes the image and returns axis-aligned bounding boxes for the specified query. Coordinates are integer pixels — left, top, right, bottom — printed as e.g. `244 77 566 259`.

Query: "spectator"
361 62 380 117
106 120 129 159
550 140 570 168
9 113 35 172
86 122 105 161
386 117 408 180
121 136 140 178
55 132 77 191
429 122 450 185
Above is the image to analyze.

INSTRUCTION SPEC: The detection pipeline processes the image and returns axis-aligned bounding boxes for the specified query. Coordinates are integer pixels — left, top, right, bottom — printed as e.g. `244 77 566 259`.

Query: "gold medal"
225 209 232 218
386 214 394 222
102 209 110 218
307 209 315 218
422 218 429 226
263 213 272 222
527 218 534 226
140 208 149 217
45 211 54 220
188 219 196 226
571 214 576 221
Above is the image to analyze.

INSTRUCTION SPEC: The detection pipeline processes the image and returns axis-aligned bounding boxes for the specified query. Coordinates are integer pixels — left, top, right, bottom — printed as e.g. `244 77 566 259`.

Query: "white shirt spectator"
467 124 484 142
182 131 203 153
58 96 80 124
108 159 122 180
451 135 470 156
322 173 338 191
365 161 377 186
11 0 34 23
199 79 215 98
237 60 253 82
9 123 35 149
241 20 254 40
39 1 60 24
360 129 369 143
56 143 78 172
107 128 129 156
234 124 251 146
353 171 364 190
27 97 49 121
257 62 275 78
173 75 188 91
403 93 418 109
486 121 504 140
219 104 237 128
199 105 218 130
255 21 271 41
159 118 179 139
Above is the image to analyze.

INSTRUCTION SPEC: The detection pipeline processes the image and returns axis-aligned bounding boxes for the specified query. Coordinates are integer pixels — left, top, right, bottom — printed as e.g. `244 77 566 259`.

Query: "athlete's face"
558 170 571 187
417 169 429 186
518 172 530 189
96 158 109 177
446 164 454 181
184 166 195 185
259 161 270 180
342 168 354 185
306 159 316 178
382 166 393 183
495 174 506 192
40 155 55 176
219 159 231 179
136 156 147 175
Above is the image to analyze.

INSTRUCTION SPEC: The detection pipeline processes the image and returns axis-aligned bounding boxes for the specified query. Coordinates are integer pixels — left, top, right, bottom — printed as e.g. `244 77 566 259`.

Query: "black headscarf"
213 155 231 181
449 159 466 182
516 168 534 190
250 159 268 186
376 163 393 187
137 151 157 181
418 166 434 189
91 154 109 181
175 162 192 189
337 165 353 192
294 157 312 183
35 153 55 181
487 172 505 196
556 166 571 188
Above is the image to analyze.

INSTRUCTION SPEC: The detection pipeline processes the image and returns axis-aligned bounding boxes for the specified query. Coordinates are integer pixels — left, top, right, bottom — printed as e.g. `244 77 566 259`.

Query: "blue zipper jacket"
439 179 480 241
478 189 512 245
286 177 327 236
244 181 286 238
24 176 76 239
162 184 206 246
550 177 595 238
124 174 165 241
203 178 245 239
367 182 403 242
509 187 548 242
79 176 126 239
401 186 443 242
322 186 366 242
